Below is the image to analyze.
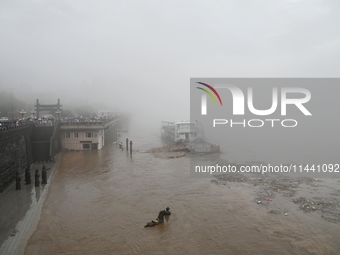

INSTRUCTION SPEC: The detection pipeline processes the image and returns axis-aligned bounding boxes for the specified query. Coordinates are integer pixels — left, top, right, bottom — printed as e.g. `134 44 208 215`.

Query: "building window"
74 132 78 138
65 132 70 138
83 144 90 150
85 132 94 138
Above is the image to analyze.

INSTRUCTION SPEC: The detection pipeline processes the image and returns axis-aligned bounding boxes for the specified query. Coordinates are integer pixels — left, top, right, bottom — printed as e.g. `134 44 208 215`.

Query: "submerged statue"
42 167 47 184
35 169 40 187
25 167 31 185
15 171 21 190
164 207 171 215
144 207 171 228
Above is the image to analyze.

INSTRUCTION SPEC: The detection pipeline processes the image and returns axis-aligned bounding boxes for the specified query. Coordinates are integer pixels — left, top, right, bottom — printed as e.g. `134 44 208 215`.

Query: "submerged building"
59 122 105 151
161 121 202 143
160 120 220 154
59 117 123 151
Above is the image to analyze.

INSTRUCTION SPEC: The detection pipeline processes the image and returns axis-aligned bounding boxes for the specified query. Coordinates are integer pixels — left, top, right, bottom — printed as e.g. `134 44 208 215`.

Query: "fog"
1 0 340 128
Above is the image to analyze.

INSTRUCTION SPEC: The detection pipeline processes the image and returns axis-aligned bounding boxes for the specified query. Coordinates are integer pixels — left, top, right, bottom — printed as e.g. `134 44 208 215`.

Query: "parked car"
0 117 9 121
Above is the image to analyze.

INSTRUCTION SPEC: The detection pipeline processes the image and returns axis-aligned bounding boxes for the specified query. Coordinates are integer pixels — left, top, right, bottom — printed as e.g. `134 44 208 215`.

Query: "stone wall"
0 122 62 192
0 124 33 192
31 126 54 162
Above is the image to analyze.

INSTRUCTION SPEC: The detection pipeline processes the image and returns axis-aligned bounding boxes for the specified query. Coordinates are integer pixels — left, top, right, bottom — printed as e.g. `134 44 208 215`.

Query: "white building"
60 124 105 150
161 121 201 143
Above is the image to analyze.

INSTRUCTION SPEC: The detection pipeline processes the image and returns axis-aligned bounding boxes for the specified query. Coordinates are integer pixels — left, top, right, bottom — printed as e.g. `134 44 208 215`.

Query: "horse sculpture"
164 207 171 215
144 207 171 228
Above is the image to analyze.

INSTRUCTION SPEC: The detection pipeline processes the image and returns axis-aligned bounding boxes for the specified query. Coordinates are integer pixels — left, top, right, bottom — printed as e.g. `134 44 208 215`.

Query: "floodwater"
24 122 340 255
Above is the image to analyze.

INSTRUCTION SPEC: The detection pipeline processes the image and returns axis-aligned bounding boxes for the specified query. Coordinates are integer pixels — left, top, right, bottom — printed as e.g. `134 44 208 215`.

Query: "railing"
59 116 121 126
60 120 104 126
162 125 175 131
0 122 32 133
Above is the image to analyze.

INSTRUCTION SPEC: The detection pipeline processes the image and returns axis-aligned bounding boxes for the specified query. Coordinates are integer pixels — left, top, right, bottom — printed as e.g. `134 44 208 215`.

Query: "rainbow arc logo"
196 82 223 115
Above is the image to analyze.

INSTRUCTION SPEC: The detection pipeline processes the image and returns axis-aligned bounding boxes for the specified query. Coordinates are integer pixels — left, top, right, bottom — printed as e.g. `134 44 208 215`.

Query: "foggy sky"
1 0 339 125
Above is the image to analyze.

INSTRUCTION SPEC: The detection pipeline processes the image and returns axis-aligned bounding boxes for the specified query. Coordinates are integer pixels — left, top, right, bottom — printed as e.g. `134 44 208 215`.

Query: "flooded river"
24 120 340 255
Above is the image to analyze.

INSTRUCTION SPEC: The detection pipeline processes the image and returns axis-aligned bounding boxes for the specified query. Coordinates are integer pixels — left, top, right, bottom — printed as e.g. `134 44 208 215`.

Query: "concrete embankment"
0 156 60 255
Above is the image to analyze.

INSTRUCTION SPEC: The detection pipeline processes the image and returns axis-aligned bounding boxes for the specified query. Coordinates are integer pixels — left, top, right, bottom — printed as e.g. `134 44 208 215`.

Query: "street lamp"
19 109 26 119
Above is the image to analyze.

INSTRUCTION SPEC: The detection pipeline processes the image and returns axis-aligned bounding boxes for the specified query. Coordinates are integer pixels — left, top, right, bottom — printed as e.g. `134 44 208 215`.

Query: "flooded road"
24 125 340 255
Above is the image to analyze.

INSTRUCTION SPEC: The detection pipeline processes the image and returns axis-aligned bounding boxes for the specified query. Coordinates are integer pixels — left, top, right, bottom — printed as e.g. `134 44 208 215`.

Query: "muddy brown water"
24 130 340 255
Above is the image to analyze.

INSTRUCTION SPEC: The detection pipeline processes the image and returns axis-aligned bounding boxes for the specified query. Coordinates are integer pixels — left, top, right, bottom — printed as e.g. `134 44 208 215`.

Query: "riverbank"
0 157 60 255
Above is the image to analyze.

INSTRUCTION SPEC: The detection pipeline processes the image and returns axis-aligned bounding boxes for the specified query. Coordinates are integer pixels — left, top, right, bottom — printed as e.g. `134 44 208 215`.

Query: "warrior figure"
35 169 40 187
25 167 31 185
15 171 21 190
